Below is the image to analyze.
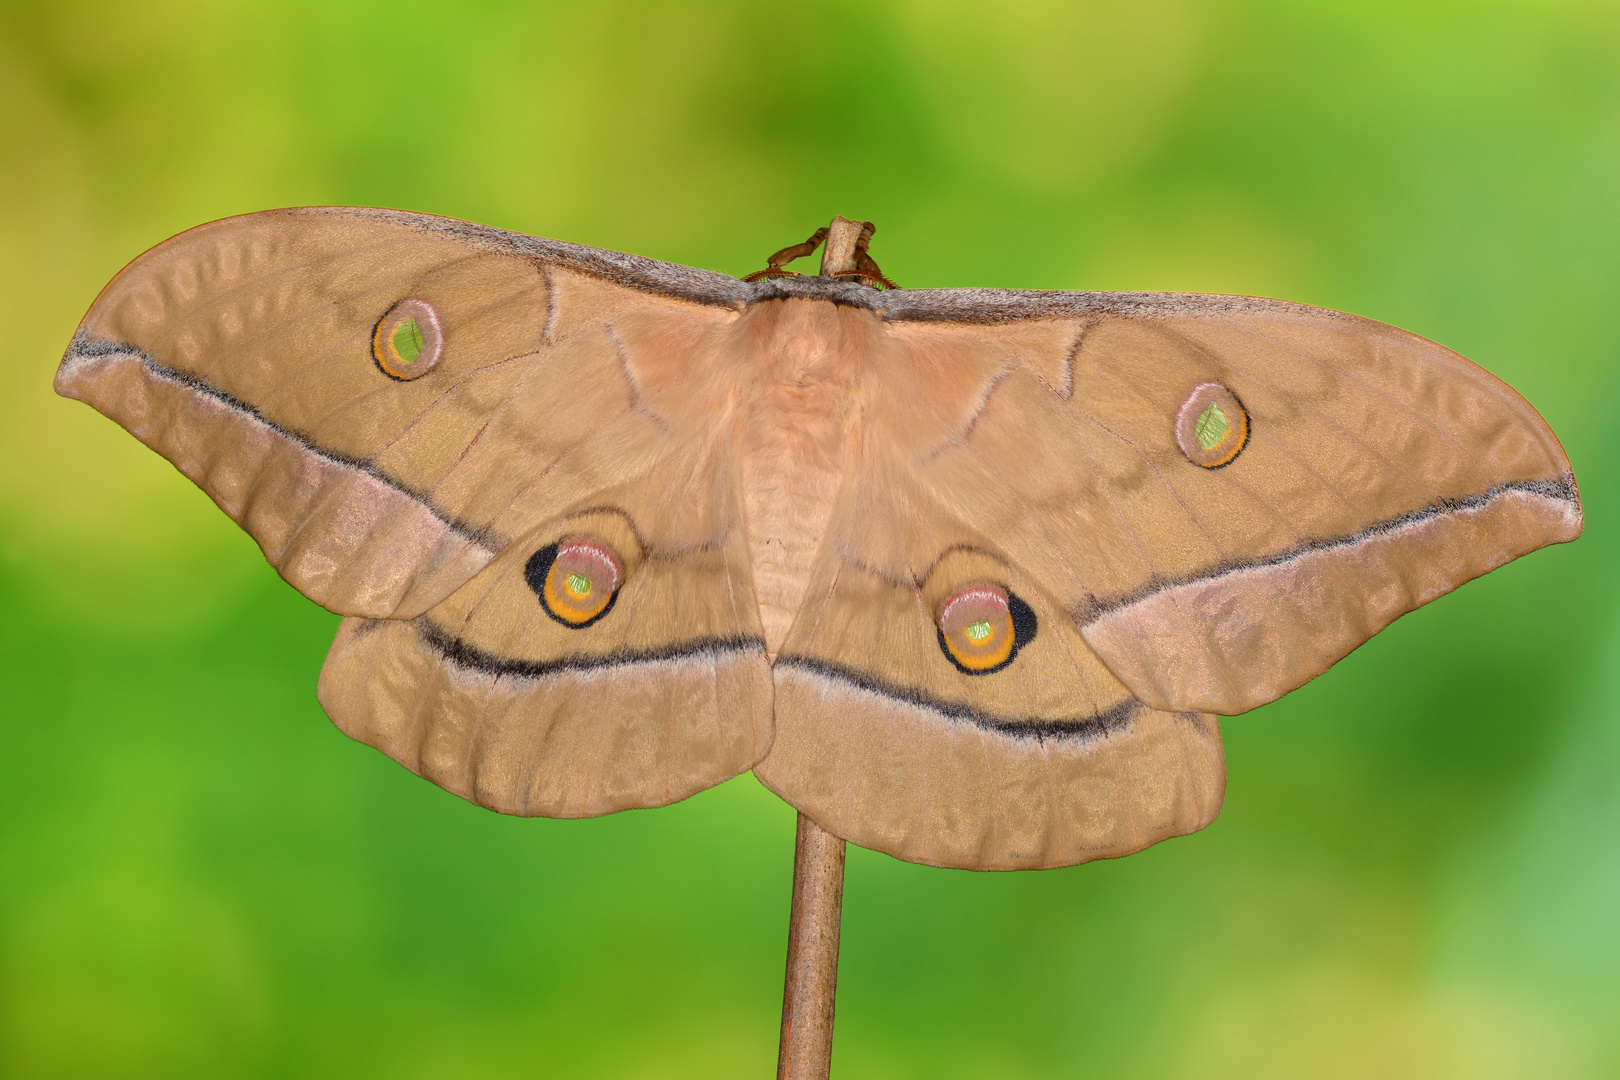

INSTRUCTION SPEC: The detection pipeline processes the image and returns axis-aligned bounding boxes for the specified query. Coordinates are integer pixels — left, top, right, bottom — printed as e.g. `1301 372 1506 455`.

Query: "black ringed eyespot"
936 583 1038 675
524 536 624 628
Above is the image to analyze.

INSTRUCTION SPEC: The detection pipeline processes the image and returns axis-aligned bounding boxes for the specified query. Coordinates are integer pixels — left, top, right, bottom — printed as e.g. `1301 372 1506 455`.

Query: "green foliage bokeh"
2 3 1617 1077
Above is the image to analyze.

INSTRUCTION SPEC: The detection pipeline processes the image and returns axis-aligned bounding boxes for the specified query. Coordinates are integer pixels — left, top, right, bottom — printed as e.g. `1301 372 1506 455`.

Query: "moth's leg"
829 221 899 289
742 268 799 281
742 226 829 282
828 262 898 289
769 226 829 269
854 220 876 251
831 262 899 290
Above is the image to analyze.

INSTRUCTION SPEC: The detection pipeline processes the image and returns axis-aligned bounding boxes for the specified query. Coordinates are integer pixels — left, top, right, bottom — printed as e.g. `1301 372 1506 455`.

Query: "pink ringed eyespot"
1175 382 1249 468
373 298 444 380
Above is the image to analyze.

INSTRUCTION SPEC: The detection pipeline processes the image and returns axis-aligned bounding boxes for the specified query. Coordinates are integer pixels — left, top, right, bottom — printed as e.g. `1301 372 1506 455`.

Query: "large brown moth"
56 208 1582 876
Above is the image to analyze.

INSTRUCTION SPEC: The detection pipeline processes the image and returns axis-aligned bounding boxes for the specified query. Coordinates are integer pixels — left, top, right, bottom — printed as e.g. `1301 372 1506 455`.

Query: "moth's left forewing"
55 208 755 622
310 268 773 819
314 288 773 817
55 212 554 618
60 207 775 818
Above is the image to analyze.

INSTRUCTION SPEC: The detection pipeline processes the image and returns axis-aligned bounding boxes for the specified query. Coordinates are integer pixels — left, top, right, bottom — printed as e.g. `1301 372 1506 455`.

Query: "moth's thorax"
734 299 876 656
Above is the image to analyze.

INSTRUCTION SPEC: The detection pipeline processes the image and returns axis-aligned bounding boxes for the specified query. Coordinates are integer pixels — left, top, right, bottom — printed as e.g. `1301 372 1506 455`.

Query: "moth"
56 208 1582 871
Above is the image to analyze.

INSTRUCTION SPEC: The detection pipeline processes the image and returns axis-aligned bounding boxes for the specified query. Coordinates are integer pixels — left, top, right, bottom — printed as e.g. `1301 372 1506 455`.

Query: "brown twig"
745 216 897 289
776 812 847 1080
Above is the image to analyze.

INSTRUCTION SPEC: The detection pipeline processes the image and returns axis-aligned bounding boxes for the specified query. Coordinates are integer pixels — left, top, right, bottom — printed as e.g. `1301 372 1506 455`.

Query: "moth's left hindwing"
57 208 773 816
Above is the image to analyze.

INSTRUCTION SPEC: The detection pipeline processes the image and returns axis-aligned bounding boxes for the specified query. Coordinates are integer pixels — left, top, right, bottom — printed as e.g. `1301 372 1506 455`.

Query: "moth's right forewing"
1008 303 1580 715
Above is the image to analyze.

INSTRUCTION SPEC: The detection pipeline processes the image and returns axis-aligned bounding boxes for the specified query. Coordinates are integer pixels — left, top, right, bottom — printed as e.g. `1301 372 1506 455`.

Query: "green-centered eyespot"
936 583 1028 675
1175 382 1251 468
530 536 626 629
373 299 443 380
1194 401 1229 449
391 318 426 365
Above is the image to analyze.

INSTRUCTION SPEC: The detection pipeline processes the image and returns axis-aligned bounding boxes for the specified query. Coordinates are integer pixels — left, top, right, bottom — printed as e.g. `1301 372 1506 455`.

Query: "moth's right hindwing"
758 296 1578 870
755 320 1226 871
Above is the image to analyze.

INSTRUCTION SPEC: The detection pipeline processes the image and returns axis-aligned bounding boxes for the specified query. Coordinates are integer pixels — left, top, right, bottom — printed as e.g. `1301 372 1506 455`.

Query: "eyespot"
936 583 1038 675
1175 382 1249 468
373 299 444 380
524 536 624 628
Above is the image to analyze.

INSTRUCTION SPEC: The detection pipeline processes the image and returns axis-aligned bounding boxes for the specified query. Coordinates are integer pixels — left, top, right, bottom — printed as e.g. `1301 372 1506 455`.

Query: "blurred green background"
2 2 1616 1077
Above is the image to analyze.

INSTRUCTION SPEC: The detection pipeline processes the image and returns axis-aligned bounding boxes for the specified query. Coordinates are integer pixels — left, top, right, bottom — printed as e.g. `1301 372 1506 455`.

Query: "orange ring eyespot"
373 298 444 380
1175 382 1250 468
936 583 1037 675
524 536 624 628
